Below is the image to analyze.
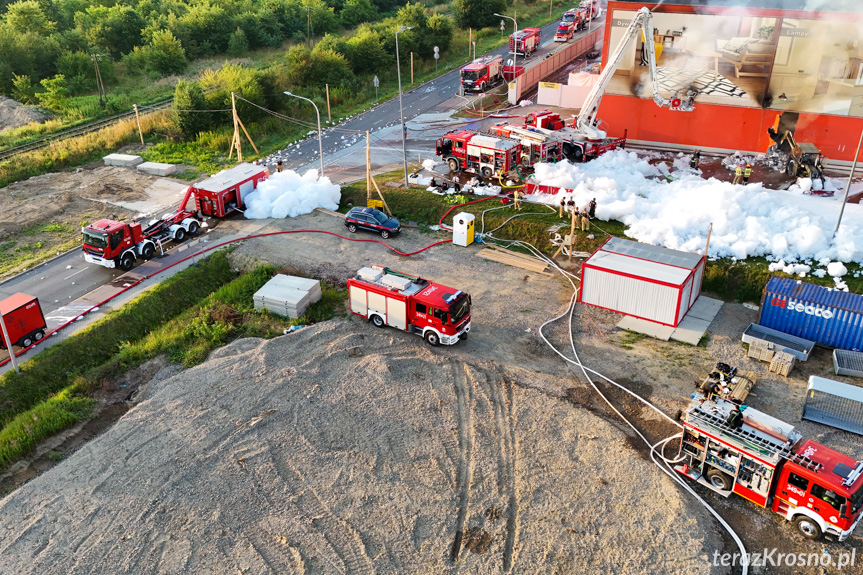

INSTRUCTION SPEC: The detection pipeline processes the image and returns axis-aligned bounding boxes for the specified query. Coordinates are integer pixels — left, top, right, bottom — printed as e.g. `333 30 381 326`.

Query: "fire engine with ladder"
676 393 863 541
435 130 521 177
347 265 471 346
460 55 504 93
488 122 564 167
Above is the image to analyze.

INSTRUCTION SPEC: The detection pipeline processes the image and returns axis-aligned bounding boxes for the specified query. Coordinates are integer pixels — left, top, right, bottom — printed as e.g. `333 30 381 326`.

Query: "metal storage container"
758 276 863 350
579 237 705 327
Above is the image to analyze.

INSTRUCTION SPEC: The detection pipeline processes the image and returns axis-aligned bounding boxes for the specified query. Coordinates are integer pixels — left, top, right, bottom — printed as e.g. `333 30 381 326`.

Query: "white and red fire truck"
554 20 576 42
488 122 563 167
435 130 521 177
580 0 602 21
186 162 269 218
460 55 504 93
347 265 471 346
560 8 587 32
509 28 541 57
523 110 627 163
676 394 863 541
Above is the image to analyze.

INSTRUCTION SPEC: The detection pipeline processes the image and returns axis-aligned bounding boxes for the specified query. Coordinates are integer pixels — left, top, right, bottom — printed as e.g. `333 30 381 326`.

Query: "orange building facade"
601 1 863 162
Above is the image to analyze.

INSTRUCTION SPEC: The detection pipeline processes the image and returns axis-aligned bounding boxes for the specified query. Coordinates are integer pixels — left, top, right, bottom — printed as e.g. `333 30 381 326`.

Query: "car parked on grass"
344 207 401 239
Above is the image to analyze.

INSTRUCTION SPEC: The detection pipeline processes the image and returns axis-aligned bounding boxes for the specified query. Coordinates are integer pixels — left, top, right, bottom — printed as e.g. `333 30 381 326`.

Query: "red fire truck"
0 293 46 349
509 28 541 57
186 162 269 218
524 110 626 163
460 55 504 93
488 122 563 167
580 0 602 20
561 8 587 32
346 265 471 346
676 394 863 541
554 21 575 42
435 130 521 177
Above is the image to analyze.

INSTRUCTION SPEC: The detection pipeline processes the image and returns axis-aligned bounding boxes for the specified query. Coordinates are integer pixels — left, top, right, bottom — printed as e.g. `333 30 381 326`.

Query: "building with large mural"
600 0 863 162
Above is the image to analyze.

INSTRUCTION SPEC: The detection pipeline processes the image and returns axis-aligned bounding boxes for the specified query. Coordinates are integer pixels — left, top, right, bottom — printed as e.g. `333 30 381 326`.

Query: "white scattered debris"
422 159 438 171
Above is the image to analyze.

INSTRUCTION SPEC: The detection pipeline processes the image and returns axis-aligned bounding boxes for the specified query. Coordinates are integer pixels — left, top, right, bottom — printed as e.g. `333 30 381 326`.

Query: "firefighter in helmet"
742 163 753 185
689 150 701 170
559 196 567 218
732 162 744 185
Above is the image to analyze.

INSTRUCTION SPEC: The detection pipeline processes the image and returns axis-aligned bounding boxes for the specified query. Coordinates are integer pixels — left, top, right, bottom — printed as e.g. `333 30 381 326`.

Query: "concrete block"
103 153 143 167
136 162 179 176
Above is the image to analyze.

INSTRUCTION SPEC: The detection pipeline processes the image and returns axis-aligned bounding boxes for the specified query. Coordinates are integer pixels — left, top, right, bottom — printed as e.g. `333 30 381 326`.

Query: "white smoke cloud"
243 169 341 219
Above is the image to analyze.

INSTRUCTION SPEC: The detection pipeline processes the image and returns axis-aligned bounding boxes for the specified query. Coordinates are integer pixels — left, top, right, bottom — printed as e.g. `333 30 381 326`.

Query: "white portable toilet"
452 212 475 247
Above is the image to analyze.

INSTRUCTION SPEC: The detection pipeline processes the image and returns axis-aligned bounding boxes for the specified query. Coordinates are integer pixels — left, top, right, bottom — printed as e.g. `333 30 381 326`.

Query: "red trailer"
0 293 47 349
347 266 471 346
509 28 541 57
187 163 269 218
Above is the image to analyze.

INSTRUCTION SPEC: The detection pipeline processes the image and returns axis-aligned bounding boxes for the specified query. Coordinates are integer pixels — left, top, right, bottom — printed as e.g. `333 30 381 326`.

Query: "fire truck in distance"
0 293 46 349
676 394 863 541
561 8 588 31
435 130 521 177
347 265 471 346
580 0 602 20
554 20 576 42
460 55 504 93
509 28 541 57
488 122 563 167
524 110 626 163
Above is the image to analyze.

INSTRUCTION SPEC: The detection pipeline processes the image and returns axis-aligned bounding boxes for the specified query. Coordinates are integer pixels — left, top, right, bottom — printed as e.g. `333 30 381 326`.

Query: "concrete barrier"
103 153 143 167
137 162 179 176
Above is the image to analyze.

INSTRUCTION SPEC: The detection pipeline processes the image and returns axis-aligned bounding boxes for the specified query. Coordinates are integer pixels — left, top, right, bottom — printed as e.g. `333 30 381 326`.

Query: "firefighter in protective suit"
732 163 744 185
742 163 753 184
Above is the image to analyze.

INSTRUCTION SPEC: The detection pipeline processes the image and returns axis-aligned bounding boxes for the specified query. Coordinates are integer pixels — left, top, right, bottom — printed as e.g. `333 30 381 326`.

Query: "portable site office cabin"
578 237 706 327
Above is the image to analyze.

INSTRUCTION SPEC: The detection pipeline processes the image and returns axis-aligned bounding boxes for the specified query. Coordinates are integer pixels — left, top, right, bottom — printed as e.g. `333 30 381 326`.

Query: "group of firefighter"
554 196 596 231
690 150 753 185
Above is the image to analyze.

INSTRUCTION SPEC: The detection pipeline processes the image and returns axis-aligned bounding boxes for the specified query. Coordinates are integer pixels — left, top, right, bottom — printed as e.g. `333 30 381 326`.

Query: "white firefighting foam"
244 169 341 219
528 150 863 275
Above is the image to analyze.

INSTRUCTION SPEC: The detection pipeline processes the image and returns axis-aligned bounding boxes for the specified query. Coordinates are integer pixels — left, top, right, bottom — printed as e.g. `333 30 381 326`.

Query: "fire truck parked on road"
509 28 541 57
347 265 471 346
460 55 504 93
554 20 576 42
676 394 863 541
561 7 588 30
435 130 521 177
488 122 563 167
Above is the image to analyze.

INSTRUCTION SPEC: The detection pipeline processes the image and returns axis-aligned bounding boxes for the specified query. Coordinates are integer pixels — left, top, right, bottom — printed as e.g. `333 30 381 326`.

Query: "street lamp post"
495 13 518 68
396 25 414 188
284 91 324 176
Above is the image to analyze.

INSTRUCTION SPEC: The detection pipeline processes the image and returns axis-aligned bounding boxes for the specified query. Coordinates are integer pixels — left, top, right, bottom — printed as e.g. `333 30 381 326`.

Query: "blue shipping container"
758 276 863 351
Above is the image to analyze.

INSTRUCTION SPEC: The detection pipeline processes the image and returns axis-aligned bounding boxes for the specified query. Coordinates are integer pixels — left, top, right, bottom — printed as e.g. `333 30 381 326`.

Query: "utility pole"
307 7 313 48
411 52 414 84
325 84 331 123
133 104 144 145
0 315 19 373
91 53 105 107
231 92 242 162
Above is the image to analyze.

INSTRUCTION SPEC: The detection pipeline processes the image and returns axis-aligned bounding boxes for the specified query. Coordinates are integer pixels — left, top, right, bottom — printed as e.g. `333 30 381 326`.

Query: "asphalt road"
277 15 605 175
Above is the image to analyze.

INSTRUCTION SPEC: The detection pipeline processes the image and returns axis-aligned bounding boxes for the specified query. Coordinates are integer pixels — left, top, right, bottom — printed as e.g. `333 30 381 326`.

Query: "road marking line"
63 268 86 280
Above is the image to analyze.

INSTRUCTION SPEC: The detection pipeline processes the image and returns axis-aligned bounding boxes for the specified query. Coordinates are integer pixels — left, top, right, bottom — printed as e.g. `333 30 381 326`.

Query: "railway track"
0 98 173 162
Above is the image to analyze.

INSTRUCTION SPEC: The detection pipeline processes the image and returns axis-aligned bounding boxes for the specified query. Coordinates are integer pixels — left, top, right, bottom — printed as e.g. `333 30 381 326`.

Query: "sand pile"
0 318 720 574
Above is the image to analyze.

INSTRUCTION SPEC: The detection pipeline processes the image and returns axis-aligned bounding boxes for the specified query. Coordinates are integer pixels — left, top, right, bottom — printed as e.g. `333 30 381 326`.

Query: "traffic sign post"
500 20 505 38
433 46 439 73
373 75 379 101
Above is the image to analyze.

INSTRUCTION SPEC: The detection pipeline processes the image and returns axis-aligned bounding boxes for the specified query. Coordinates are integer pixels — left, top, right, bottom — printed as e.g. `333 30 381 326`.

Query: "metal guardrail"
0 98 174 162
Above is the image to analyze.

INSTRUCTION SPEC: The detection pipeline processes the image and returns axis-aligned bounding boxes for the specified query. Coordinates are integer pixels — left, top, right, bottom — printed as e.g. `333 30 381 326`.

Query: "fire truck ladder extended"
576 6 694 141
688 406 823 473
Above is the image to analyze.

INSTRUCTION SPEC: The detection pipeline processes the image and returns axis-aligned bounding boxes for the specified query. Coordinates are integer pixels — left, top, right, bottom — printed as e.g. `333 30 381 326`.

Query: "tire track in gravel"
269 446 375 575
449 362 475 563
488 370 520 573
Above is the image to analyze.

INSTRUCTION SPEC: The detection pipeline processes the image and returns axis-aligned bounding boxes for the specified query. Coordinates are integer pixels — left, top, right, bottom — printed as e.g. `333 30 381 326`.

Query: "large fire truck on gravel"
509 28 541 57
676 394 863 541
82 162 268 270
460 55 504 93
488 122 564 167
347 266 471 346
435 130 521 177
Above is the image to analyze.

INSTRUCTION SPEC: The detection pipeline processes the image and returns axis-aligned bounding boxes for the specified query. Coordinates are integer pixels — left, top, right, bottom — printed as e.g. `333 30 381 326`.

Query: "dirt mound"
0 318 720 574
0 96 51 133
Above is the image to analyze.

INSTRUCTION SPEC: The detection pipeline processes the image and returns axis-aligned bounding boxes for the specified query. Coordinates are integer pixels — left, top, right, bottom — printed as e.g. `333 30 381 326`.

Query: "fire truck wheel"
347 224 358 233
174 228 186 242
141 243 155 260
424 331 440 346
188 221 200 235
21 336 32 348
793 516 822 540
34 330 44 341
706 468 732 491
119 253 135 271
371 315 385 328
448 158 460 172
786 159 798 177
380 229 390 239
481 167 492 178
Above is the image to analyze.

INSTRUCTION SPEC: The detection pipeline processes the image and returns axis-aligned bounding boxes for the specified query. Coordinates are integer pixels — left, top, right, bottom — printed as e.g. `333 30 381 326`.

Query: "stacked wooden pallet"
747 338 775 362
769 351 796 377
254 275 322 319
476 245 552 276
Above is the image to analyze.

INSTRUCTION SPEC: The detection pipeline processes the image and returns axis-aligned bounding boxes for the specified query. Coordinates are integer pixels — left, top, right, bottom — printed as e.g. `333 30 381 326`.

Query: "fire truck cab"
435 130 521 177
347 266 471 346
677 395 863 541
